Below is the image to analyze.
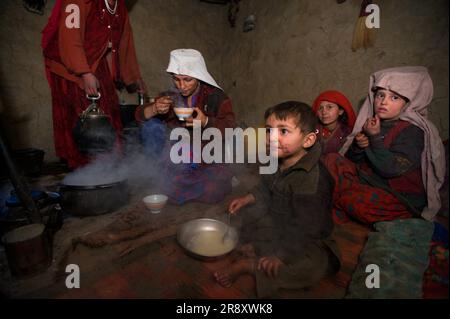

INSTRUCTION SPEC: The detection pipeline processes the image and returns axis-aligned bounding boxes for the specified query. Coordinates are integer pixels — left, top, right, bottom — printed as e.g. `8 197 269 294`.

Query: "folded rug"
346 218 434 298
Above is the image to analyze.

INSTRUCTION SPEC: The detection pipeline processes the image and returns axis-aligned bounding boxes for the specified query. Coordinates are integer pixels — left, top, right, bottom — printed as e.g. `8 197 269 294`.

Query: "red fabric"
43 0 127 82
359 0 373 17
312 90 356 129
422 242 449 299
322 153 412 225
157 84 235 205
161 84 219 129
383 120 411 146
137 84 236 137
43 1 129 168
318 123 352 155
41 0 63 50
49 58 123 169
41 0 64 84
358 120 426 197
84 1 127 82
383 121 426 196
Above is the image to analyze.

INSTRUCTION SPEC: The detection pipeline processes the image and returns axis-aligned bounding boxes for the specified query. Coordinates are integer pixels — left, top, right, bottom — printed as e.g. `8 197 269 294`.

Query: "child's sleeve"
249 175 271 205
275 167 334 263
365 125 424 178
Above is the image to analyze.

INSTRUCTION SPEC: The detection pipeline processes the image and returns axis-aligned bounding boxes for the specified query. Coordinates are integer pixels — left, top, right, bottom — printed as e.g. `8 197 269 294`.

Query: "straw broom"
351 0 376 51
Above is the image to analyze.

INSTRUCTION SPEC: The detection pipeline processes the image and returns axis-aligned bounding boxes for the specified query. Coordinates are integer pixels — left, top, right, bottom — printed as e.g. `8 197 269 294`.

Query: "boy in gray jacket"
214 101 341 298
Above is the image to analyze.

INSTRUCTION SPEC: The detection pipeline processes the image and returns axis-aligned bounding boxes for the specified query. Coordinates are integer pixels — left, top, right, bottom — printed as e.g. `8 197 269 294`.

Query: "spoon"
222 212 231 243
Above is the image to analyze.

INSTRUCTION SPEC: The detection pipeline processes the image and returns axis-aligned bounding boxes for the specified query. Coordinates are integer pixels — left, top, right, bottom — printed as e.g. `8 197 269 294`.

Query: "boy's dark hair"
264 101 318 133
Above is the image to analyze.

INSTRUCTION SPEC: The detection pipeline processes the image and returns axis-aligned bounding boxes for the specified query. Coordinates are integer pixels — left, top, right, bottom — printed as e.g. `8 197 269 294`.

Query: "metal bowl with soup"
177 218 238 261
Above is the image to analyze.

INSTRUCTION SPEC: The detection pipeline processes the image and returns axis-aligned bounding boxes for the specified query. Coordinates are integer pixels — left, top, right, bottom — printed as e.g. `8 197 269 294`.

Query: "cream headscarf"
166 49 222 90
339 66 446 221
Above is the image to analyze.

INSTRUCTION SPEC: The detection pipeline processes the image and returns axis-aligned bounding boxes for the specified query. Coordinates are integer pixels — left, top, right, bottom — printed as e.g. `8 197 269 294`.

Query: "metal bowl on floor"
177 218 238 261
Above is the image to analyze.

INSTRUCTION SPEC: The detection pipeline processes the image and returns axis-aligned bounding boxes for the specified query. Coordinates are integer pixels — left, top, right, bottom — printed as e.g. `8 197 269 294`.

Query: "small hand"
355 132 370 149
363 114 381 136
257 256 284 278
82 73 100 96
228 194 255 215
186 107 207 127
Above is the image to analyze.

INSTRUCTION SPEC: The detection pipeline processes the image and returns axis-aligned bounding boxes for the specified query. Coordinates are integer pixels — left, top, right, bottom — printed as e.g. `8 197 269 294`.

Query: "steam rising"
62 131 162 196
62 122 258 199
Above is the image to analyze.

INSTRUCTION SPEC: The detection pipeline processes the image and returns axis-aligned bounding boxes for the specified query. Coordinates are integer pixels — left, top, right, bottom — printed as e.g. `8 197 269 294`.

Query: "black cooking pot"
59 179 128 217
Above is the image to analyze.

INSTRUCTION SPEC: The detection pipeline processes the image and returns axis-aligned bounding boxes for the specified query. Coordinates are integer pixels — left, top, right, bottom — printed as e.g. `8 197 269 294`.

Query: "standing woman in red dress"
42 0 147 169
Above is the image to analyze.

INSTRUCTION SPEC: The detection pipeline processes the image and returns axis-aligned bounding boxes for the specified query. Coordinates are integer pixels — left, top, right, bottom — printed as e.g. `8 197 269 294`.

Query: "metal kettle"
72 93 116 155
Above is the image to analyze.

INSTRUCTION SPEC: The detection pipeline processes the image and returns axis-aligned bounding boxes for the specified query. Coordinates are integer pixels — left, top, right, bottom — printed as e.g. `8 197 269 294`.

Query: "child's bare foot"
214 258 255 288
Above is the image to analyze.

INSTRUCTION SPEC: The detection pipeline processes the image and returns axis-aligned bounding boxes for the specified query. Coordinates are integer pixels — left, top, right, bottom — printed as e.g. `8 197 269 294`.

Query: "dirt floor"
0 162 256 297
0 161 447 299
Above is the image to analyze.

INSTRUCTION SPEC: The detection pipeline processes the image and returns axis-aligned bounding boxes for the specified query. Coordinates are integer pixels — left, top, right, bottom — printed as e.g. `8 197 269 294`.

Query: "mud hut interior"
0 0 448 301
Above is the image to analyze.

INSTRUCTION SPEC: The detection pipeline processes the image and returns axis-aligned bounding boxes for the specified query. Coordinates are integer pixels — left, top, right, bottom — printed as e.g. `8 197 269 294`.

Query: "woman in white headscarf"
323 66 445 224
135 49 236 205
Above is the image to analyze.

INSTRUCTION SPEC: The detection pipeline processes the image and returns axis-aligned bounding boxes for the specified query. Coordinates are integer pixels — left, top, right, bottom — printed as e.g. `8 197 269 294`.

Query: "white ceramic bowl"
173 107 194 121
143 194 168 214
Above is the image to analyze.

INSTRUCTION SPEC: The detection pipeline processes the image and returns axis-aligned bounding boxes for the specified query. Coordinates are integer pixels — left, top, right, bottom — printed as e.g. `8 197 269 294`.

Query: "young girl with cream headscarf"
323 66 445 224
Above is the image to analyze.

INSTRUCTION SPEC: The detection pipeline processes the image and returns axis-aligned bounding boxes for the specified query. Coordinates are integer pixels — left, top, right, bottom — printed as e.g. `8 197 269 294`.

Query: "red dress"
42 0 142 168
318 122 352 155
322 121 425 225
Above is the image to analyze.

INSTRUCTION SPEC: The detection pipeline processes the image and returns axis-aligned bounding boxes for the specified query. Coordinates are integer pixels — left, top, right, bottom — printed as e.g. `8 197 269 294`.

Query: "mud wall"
0 0 448 161
222 0 449 138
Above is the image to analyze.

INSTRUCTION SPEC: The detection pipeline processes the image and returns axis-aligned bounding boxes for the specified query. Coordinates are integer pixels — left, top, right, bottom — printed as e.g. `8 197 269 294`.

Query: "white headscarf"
166 49 222 90
340 66 446 221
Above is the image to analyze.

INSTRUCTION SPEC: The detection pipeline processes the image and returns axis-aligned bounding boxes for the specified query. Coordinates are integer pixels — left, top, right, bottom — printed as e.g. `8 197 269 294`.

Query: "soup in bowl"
173 107 194 121
143 194 168 214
